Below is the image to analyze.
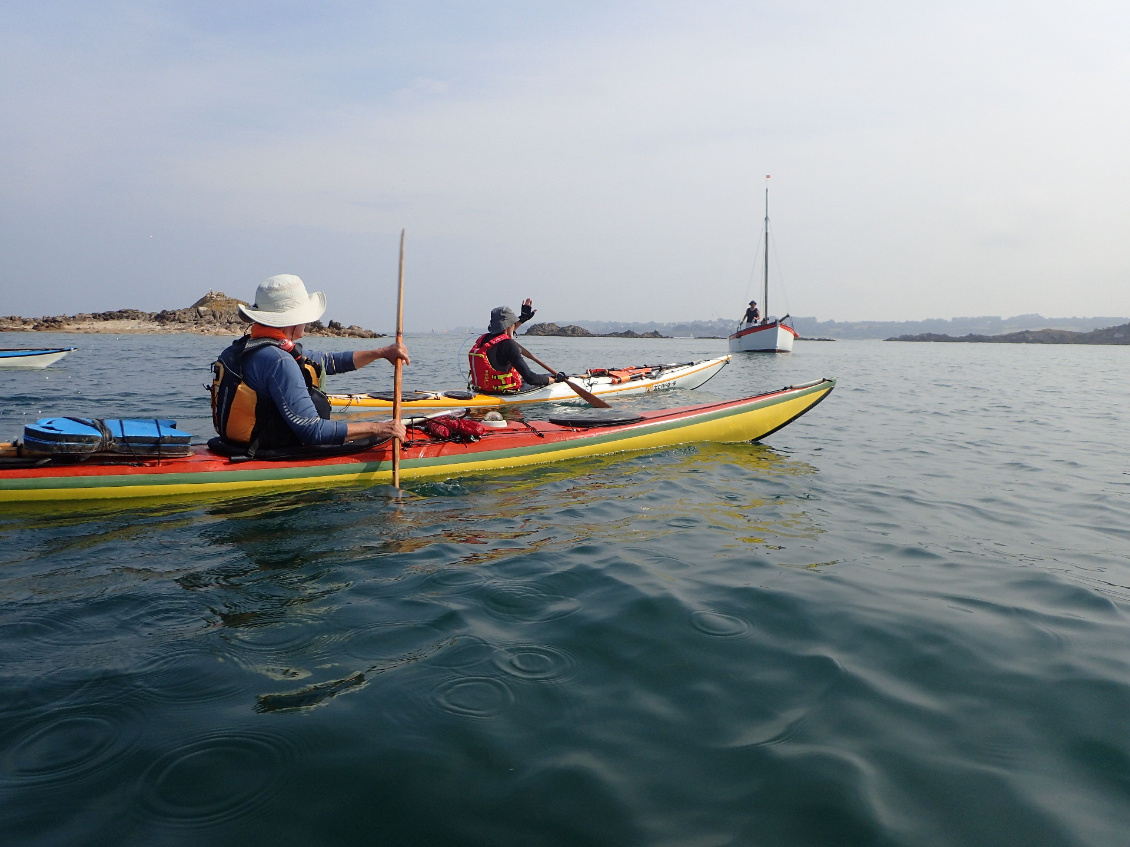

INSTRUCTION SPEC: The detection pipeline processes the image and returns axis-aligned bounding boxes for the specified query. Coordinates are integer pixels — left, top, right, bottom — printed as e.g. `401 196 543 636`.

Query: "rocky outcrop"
305 319 381 338
887 323 1130 344
0 290 382 337
522 322 668 339
604 329 667 338
523 322 594 337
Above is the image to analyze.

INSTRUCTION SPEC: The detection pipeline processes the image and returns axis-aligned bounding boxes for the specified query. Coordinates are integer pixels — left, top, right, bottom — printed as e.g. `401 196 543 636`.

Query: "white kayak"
329 355 732 410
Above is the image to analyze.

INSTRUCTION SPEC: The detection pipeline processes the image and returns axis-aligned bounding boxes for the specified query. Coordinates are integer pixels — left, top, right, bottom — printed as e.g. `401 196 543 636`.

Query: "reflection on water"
254 671 367 712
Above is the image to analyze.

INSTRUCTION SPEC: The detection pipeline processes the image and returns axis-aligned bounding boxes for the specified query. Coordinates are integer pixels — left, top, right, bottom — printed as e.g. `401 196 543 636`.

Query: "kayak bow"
0 347 76 368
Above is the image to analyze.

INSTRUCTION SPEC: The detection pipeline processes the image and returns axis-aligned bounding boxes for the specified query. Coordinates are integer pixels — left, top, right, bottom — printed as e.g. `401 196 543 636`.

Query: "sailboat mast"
763 175 770 319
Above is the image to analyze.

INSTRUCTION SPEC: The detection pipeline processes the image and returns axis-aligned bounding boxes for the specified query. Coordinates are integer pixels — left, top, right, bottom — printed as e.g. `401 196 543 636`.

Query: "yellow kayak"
0 377 834 503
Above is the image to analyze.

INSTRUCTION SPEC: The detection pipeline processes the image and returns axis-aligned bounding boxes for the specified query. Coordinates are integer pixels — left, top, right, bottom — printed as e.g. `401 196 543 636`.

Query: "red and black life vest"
468 333 522 393
210 336 331 450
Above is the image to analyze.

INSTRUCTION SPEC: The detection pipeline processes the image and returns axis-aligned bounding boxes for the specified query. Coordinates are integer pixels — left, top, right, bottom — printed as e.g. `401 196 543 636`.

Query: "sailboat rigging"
728 176 798 353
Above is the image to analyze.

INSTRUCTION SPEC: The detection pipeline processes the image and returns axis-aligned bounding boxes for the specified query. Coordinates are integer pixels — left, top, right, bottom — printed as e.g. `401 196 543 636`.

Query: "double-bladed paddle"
516 343 612 408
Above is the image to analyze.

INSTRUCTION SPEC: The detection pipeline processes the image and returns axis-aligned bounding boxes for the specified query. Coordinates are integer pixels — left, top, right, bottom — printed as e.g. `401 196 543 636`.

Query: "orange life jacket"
211 336 329 449
468 333 522 393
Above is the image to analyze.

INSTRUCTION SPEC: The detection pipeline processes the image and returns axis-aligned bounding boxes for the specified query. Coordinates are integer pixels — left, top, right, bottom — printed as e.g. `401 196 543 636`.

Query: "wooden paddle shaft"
391 230 406 486
515 343 611 409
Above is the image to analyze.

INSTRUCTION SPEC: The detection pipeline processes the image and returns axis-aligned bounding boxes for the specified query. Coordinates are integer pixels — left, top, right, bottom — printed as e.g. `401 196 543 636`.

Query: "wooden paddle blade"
564 379 612 408
515 343 612 408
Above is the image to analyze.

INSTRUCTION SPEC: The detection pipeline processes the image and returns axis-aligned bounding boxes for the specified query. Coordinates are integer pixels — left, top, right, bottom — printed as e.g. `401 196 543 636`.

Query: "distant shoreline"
888 323 1130 345
2 320 245 337
0 292 383 339
449 314 1130 341
0 320 383 338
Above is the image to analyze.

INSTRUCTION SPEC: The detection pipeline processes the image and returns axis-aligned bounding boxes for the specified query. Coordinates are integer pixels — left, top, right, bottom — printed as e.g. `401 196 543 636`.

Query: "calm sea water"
1 331 1128 846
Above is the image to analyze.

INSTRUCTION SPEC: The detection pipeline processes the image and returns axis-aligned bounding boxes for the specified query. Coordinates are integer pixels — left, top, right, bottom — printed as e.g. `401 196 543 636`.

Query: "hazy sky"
2 1 1127 331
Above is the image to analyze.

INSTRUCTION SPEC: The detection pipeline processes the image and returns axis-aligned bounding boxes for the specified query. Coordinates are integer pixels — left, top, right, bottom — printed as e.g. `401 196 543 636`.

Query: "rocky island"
0 291 382 337
888 322 1130 345
522 322 668 339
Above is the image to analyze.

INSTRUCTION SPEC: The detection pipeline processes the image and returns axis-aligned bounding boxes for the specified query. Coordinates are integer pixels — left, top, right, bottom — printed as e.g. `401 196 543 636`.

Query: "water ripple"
493 645 577 681
132 642 247 706
137 729 297 828
689 610 753 638
342 620 446 663
433 675 515 719
426 635 497 670
481 584 581 623
0 701 145 789
218 616 329 656
422 567 488 594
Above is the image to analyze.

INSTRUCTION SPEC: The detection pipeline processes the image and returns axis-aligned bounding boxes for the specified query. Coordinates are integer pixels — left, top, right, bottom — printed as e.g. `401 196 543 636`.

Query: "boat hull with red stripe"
728 320 798 353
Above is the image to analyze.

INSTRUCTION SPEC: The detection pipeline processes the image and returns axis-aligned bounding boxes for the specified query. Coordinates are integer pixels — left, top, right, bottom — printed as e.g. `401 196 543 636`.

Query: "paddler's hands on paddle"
344 419 407 443
343 341 410 443
515 342 612 408
352 342 410 369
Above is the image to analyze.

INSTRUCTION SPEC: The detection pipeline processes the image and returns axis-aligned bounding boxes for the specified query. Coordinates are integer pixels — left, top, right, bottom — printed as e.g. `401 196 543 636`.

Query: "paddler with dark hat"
211 274 410 452
468 298 567 394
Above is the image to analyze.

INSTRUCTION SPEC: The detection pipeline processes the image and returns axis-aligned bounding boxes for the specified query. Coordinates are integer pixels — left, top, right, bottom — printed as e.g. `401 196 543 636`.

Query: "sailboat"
728 177 798 353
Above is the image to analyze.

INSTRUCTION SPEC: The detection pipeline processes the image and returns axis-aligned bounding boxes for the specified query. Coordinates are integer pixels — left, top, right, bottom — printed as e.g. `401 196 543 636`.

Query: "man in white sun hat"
210 274 410 453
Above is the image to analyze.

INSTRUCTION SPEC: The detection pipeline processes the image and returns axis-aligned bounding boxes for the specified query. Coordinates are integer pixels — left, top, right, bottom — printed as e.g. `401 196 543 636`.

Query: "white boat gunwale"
730 320 798 341
0 347 77 368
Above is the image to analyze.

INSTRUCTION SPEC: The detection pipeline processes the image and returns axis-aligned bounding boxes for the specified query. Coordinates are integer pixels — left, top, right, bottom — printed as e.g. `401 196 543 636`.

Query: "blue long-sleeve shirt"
242 346 357 446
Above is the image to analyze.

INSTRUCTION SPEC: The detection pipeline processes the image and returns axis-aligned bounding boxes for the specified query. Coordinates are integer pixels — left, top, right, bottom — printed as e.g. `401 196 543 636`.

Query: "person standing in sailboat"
743 300 761 325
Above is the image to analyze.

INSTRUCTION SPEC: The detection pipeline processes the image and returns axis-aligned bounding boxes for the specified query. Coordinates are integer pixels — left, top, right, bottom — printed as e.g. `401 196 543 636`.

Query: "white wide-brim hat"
238 274 327 328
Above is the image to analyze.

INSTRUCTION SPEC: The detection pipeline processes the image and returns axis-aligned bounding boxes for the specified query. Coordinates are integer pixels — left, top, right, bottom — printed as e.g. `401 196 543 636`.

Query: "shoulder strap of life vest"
210 335 330 448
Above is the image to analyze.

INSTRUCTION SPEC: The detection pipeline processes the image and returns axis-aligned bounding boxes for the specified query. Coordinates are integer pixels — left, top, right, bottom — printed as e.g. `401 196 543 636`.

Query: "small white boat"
728 178 797 354
729 320 797 353
330 355 732 410
0 347 76 368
